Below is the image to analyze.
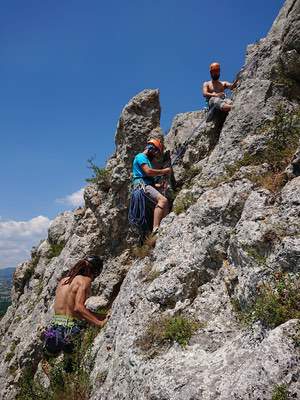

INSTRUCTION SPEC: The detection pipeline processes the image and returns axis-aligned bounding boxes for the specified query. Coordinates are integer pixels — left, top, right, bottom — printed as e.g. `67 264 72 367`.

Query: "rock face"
1 1 300 399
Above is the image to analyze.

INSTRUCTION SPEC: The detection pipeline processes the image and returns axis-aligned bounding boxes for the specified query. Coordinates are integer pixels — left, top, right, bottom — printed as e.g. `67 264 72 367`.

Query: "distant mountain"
0 268 15 280
0 268 14 317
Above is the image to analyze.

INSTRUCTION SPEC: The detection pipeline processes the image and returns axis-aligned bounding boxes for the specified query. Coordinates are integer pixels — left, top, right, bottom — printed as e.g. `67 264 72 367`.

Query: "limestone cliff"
1 1 300 399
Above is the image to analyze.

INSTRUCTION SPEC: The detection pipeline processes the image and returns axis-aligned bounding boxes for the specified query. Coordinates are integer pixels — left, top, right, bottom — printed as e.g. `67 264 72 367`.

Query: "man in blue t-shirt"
132 138 171 234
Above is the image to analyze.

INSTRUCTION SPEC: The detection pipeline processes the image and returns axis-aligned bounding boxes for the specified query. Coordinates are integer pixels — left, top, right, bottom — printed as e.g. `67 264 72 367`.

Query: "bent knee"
221 104 232 112
157 196 168 208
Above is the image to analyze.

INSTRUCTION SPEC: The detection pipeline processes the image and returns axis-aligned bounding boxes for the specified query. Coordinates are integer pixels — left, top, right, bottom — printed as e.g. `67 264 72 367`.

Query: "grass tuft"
47 243 65 260
243 245 267 265
224 106 300 191
173 192 197 215
271 384 288 400
246 171 288 193
138 315 201 356
132 234 157 259
86 158 111 192
232 273 300 328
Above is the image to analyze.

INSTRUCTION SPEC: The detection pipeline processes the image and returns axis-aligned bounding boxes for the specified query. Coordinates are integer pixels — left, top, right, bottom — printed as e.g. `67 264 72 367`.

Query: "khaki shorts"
144 185 162 203
209 97 232 111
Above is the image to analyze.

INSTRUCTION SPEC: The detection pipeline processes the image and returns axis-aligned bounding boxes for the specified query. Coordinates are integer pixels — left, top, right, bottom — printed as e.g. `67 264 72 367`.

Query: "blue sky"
0 0 284 268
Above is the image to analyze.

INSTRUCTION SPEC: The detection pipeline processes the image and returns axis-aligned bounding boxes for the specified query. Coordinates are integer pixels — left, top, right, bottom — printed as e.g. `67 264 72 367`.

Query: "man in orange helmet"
132 137 171 234
203 62 237 121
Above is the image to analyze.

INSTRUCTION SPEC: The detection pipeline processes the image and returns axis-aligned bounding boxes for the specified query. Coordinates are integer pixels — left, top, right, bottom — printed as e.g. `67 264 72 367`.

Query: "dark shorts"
43 321 84 356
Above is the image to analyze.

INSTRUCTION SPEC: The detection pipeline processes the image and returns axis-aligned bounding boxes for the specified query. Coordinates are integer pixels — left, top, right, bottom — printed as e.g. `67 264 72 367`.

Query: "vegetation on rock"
131 235 157 259
86 158 111 192
47 243 65 260
182 165 202 188
233 273 300 328
225 106 300 192
16 326 99 400
173 192 197 215
271 384 288 400
138 315 200 355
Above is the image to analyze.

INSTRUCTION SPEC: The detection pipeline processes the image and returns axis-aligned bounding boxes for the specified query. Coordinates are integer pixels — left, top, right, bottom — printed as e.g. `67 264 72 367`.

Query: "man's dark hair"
63 255 103 285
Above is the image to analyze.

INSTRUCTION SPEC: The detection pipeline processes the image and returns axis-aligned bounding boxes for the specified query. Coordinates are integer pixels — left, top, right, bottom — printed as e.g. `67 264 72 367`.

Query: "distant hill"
0 268 15 280
0 268 15 317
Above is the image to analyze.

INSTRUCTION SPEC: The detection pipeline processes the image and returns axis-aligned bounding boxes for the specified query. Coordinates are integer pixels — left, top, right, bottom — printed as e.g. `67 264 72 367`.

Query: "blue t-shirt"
132 153 154 185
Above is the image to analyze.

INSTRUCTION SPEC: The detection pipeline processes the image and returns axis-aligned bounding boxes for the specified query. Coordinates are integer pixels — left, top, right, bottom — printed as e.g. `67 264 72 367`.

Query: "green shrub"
225 106 300 180
17 362 91 400
86 158 111 192
272 384 288 400
47 243 65 260
4 339 20 363
182 166 202 188
138 315 200 355
164 316 199 347
16 368 49 400
243 245 267 265
20 254 41 284
31 254 40 270
233 273 300 328
173 192 196 215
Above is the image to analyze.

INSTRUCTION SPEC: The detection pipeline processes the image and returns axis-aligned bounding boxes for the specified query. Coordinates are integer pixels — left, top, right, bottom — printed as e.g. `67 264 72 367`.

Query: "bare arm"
203 81 213 98
223 80 238 90
141 164 171 177
74 281 106 327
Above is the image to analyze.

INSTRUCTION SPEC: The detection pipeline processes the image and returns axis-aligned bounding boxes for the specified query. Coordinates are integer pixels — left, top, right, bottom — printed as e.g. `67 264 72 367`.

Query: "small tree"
86 158 111 192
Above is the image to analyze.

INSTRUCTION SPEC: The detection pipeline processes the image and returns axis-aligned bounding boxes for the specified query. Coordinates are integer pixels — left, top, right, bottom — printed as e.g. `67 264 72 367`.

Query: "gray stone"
1 2 300 399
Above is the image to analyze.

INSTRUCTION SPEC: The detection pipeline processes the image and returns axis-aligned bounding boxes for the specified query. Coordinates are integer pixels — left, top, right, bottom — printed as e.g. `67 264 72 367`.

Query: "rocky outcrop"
0 1 300 399
85 88 161 256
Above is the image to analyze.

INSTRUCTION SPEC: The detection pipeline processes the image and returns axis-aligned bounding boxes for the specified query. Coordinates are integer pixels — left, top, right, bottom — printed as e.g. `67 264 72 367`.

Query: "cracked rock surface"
0 1 300 399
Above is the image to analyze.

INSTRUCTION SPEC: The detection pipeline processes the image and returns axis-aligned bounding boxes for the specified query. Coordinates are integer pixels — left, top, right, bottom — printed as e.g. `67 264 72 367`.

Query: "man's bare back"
43 257 106 361
54 275 104 327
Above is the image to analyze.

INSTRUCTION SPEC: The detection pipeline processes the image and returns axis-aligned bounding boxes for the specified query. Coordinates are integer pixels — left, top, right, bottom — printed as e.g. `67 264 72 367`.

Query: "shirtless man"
43 256 107 357
203 62 237 121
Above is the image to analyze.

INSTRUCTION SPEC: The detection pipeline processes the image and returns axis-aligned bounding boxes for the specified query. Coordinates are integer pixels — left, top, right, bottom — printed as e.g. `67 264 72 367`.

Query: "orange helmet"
210 62 220 72
147 138 163 153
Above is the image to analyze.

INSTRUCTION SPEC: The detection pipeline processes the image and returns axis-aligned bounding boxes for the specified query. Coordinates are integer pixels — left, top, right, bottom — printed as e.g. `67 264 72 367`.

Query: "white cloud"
56 188 84 207
0 216 51 269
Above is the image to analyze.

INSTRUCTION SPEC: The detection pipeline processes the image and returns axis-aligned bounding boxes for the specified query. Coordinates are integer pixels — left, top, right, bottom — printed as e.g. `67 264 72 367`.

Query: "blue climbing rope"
128 187 148 232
